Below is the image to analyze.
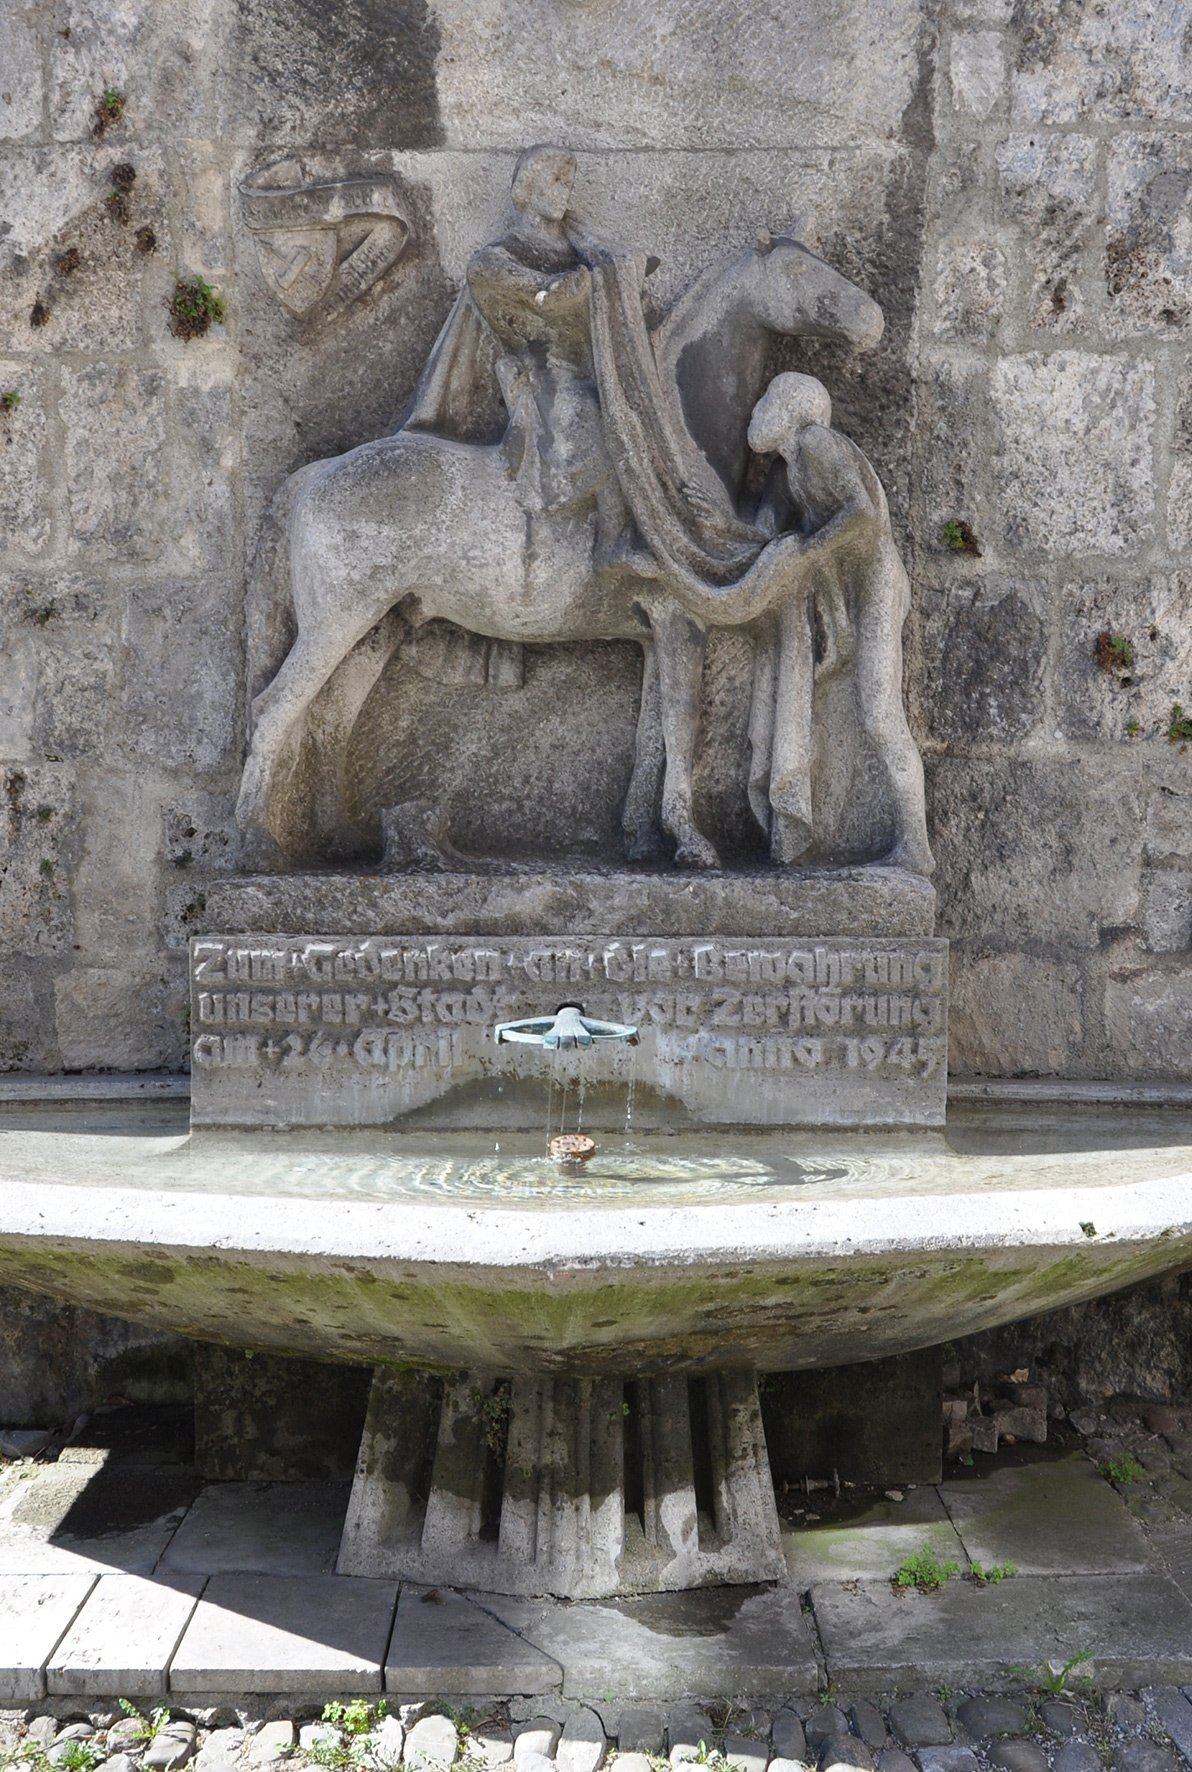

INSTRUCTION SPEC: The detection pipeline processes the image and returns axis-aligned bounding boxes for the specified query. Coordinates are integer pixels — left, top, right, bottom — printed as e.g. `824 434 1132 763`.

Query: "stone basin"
0 1096 1190 1376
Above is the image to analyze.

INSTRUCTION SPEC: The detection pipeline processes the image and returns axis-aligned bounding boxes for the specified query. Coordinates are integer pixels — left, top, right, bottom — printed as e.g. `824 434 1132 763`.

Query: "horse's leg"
622 639 667 863
649 603 720 871
769 588 816 865
237 580 395 849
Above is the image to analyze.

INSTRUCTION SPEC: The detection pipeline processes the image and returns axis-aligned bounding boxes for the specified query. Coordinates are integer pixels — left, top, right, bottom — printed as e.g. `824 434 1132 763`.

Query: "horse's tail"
244 460 328 724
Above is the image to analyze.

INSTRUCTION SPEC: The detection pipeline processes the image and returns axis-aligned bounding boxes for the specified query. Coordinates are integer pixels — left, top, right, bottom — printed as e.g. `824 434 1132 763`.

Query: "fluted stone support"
337 1367 784 1598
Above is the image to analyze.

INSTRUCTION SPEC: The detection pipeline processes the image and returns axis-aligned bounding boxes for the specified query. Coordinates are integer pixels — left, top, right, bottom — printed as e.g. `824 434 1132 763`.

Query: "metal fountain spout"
492 1002 640 1051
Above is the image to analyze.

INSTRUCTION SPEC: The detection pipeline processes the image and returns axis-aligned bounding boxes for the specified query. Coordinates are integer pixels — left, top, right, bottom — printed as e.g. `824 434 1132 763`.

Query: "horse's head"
753 232 884 354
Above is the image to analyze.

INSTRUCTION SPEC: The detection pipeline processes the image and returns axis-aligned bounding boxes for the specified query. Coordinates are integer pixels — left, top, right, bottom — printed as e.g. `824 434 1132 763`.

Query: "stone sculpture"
239 160 412 322
236 145 922 873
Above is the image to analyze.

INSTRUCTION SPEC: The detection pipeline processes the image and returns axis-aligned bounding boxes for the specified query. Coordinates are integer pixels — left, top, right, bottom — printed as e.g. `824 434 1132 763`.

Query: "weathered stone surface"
515 1722 561 1765
887 1698 951 1750
929 755 1143 949
60 364 168 561
157 1479 347 1577
950 32 1005 121
771 1712 809 1764
940 1456 1150 1576
948 950 1085 1077
144 1721 197 1771
1056 576 1192 745
1011 0 1192 124
1105 972 1192 1078
45 1572 203 1696
1038 1705 1082 1740
387 1589 560 1697
986 1745 1048 1772
246 1722 294 1768
996 134 1097 331
819 1736 874 1772
1114 1746 1180 1772
916 1753 976 1772
190 932 947 1132
192 1344 370 1481
0 0 42 139
931 239 1007 341
849 1705 888 1751
1139 869 1192 954
0 1575 94 1702
557 1710 607 1772
805 1710 850 1753
1106 136 1192 333
616 1710 664 1756
406 1715 459 1771
0 367 50 556
122 579 239 771
955 1701 1029 1742
169 1572 397 1692
918 582 1046 745
0 1459 198 1576
1052 1747 1101 1772
876 1751 916 1772
989 354 1154 557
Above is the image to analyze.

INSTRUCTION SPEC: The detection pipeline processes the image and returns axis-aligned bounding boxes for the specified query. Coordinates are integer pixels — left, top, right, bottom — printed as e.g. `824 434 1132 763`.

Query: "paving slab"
169 1573 397 1693
46 1573 205 1697
812 1572 1192 1691
785 1489 966 1587
0 1465 198 1575
939 1457 1150 1575
385 1585 561 1695
476 1583 817 1699
157 1482 349 1576
0 1574 97 1703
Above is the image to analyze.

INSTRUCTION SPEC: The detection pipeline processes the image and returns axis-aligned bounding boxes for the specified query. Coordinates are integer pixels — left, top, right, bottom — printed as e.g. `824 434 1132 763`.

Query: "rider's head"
747 373 832 455
511 144 578 225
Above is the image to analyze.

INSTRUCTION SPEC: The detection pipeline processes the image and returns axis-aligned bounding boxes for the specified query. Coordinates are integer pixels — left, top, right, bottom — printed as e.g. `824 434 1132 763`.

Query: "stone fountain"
1 147 1191 1608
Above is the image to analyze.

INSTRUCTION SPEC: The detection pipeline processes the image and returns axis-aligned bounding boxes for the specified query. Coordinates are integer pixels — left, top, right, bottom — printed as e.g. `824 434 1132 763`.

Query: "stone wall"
0 0 1189 1078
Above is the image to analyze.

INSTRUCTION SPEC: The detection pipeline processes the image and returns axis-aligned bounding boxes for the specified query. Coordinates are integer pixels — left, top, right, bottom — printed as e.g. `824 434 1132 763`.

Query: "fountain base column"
337 1367 785 1598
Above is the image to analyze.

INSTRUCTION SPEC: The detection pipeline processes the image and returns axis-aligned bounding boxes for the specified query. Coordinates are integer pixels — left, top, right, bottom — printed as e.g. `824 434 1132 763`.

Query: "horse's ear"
777 209 820 252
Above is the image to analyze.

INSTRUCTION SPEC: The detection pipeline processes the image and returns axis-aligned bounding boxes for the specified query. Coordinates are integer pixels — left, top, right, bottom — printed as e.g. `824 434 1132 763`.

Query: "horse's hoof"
882 839 936 879
674 835 720 871
238 826 288 874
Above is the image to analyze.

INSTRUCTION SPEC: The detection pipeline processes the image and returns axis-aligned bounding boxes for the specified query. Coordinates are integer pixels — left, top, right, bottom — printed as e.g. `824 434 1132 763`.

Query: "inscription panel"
190 935 948 1129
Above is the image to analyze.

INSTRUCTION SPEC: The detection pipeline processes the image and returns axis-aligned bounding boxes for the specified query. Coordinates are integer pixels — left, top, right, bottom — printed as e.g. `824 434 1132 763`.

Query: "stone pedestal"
191 869 947 1131
337 1368 784 1599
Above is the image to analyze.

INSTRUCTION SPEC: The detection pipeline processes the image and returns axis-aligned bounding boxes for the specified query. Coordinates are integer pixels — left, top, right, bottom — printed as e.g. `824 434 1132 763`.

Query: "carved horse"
237 234 884 867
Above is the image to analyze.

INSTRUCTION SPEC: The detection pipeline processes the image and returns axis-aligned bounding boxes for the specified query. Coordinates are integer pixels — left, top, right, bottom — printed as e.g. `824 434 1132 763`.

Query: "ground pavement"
2 1401 1192 1772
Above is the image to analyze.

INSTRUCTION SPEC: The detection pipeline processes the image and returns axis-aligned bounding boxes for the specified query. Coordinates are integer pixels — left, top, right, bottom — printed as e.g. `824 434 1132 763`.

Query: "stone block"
1010 0 1192 125
192 1344 371 1481
122 578 239 772
0 764 77 958
557 1710 608 1772
406 1715 459 1770
928 755 1143 948
190 932 947 1133
940 1456 1150 1575
1140 869 1192 953
170 379 237 569
887 1698 951 1749
32 631 117 761
54 964 187 1072
0 0 42 138
771 1712 808 1763
617 1710 665 1756
422 0 925 153
919 360 986 545
1169 369 1192 554
246 1722 294 1768
0 1575 95 1703
385 1588 560 1697
931 239 1007 342
995 134 1097 331
45 1573 204 1697
49 0 222 142
813 1571 1192 1689
157 1480 349 1577
1106 135 1192 333
61 363 167 561
763 1348 942 1489
0 963 58 1072
918 582 1046 745
806 1710 850 1754
949 32 1005 120
0 1460 199 1576
948 950 1085 1077
1104 970 1192 1077
1056 575 1192 745
989 353 1154 558
168 1572 398 1693
955 1699 1029 1741
0 366 51 557
478 1585 817 1699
